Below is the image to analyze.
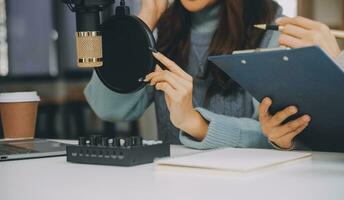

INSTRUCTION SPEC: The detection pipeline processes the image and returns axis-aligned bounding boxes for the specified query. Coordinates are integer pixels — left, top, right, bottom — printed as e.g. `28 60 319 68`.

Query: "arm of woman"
145 51 276 150
138 0 168 30
84 72 155 122
178 107 274 150
179 100 309 150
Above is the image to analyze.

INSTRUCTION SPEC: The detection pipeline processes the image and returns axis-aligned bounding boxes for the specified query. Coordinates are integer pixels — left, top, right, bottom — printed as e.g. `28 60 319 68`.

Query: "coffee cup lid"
0 91 41 103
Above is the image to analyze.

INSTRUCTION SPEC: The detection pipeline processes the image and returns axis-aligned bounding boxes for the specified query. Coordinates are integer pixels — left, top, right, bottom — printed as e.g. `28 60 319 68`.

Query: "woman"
85 0 302 149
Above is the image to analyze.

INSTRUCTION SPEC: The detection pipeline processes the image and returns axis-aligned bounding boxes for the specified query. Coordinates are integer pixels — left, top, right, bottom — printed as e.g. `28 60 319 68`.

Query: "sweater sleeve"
180 102 309 150
179 107 274 150
84 71 155 122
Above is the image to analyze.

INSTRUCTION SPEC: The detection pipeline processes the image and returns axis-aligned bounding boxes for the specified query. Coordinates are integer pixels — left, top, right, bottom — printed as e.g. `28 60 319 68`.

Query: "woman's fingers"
259 97 272 122
148 71 185 91
155 82 186 104
258 89 311 147
284 123 309 141
282 24 308 39
155 82 176 98
270 106 298 127
277 16 340 58
146 69 190 88
279 34 310 48
276 16 319 30
146 64 192 86
269 119 306 140
152 52 193 81
259 99 311 147
294 123 309 134
155 64 163 72
274 115 311 138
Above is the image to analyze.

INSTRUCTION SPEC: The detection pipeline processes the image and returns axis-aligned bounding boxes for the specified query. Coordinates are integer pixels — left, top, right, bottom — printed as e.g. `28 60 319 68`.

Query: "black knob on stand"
123 137 132 147
89 135 102 146
78 137 87 146
101 137 109 146
113 137 121 147
132 136 143 146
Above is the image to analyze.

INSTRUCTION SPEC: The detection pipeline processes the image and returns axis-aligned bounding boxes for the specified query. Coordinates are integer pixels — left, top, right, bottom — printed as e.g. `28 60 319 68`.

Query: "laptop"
0 139 67 161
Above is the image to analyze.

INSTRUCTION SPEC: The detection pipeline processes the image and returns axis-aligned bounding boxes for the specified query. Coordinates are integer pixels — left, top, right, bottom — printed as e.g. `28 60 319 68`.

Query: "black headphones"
95 4 156 93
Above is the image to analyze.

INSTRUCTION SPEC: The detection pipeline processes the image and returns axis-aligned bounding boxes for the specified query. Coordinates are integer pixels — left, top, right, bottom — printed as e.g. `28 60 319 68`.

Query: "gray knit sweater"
84 4 344 149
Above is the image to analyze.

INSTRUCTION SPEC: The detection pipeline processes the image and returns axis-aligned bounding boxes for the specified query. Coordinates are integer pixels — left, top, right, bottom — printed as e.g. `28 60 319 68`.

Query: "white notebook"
155 148 312 176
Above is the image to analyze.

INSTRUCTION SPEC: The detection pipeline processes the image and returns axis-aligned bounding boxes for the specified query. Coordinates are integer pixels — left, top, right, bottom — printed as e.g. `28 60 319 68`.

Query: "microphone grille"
76 32 103 68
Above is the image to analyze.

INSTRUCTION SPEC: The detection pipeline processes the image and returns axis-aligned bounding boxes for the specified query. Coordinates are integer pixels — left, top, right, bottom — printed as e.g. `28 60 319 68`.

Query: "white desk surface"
1 140 344 200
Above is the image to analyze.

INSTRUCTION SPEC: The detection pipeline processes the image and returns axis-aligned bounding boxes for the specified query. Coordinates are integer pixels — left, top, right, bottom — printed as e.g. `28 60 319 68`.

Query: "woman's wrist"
138 0 168 31
138 12 157 30
269 140 295 151
330 45 341 59
178 110 209 141
335 49 344 59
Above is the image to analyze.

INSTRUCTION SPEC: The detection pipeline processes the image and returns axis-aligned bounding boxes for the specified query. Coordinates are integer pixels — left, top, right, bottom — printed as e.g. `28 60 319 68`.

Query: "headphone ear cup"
96 15 156 93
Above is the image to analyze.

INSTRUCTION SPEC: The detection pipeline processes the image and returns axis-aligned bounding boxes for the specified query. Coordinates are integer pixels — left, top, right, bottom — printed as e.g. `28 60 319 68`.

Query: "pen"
254 24 344 39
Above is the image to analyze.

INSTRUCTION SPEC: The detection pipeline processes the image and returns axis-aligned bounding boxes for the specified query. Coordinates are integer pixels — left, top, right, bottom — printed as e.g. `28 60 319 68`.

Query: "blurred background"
0 0 343 140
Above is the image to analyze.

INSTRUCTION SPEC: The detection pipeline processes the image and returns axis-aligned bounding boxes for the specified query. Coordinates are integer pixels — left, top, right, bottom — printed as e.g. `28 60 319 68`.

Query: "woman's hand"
138 0 169 30
259 97 311 149
145 52 209 140
277 16 341 58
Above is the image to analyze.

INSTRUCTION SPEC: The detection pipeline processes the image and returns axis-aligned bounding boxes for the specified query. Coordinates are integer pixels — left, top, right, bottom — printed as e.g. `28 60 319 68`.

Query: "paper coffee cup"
0 92 40 139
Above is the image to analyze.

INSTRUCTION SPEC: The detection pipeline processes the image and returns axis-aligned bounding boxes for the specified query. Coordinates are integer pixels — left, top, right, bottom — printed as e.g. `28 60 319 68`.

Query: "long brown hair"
157 0 279 96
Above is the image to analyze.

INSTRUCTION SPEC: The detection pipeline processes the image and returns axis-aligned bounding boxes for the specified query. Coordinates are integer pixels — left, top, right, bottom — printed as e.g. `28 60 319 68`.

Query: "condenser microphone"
76 10 102 68
62 0 114 68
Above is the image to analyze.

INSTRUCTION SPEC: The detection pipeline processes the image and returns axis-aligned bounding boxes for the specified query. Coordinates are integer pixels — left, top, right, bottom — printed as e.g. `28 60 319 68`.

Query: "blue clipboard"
209 46 344 152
